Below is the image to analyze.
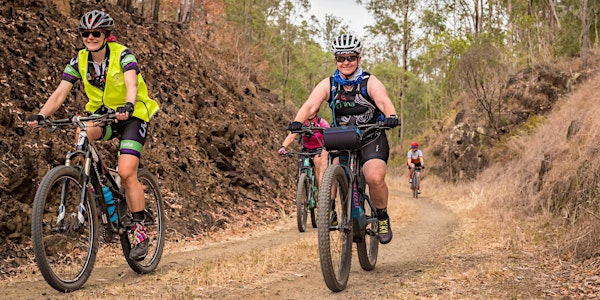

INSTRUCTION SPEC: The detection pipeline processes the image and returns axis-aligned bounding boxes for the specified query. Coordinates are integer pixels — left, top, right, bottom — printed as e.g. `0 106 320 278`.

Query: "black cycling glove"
116 102 135 115
288 121 303 132
26 114 45 123
383 115 399 128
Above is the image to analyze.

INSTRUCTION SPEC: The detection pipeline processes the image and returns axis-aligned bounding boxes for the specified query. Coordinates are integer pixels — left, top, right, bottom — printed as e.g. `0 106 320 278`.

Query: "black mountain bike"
316 123 389 292
30 114 165 292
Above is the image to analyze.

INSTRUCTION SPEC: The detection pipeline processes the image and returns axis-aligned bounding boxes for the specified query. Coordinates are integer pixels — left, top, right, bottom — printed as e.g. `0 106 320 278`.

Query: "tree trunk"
582 0 589 69
179 0 194 24
152 0 160 22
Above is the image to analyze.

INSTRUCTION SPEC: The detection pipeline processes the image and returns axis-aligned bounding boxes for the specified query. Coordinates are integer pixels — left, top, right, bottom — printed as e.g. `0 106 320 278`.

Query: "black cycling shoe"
377 216 393 244
129 238 149 261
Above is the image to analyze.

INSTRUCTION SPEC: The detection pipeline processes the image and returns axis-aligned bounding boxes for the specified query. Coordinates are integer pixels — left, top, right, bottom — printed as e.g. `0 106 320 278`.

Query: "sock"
132 211 145 223
377 208 388 220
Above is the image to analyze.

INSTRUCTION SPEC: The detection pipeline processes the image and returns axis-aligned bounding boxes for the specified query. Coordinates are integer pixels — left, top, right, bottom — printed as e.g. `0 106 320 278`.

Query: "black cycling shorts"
100 117 148 158
359 132 389 166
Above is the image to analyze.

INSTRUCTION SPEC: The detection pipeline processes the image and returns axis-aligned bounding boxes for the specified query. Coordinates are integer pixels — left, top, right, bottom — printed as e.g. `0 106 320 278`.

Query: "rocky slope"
0 0 296 272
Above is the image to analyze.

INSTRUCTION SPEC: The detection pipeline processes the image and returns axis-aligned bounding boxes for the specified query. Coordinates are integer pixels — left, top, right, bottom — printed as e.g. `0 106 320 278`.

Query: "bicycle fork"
53 153 91 233
74 155 94 232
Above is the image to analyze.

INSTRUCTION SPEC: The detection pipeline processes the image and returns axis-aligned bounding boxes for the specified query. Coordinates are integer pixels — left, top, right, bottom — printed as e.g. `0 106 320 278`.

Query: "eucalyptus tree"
359 0 419 147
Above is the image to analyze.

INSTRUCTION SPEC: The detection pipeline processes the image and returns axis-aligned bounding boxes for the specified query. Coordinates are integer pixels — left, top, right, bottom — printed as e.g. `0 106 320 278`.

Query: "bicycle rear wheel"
317 164 352 292
295 173 309 232
120 168 166 273
31 166 99 292
356 197 378 271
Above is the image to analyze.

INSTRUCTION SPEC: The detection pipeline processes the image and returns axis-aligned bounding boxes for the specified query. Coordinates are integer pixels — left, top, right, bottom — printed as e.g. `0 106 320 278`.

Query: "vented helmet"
331 34 362 55
411 142 419 148
79 10 115 31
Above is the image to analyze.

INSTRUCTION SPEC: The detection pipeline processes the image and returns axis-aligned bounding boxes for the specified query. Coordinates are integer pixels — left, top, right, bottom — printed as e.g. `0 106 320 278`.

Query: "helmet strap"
88 42 107 53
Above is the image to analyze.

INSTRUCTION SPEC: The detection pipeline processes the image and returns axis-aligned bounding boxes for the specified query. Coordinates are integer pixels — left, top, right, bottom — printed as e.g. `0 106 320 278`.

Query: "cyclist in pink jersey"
279 114 330 187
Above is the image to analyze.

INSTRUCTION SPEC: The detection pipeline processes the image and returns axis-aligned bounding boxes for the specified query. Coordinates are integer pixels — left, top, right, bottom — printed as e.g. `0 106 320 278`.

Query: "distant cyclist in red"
407 142 425 194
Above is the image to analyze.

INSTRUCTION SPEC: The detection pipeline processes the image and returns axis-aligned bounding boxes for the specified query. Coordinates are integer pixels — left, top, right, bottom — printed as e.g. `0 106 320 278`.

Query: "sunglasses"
335 56 359 63
80 31 104 38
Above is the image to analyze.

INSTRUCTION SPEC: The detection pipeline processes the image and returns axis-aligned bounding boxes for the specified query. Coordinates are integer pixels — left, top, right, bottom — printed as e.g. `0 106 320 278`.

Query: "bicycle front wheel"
31 165 99 292
295 173 309 232
317 164 352 292
120 168 166 273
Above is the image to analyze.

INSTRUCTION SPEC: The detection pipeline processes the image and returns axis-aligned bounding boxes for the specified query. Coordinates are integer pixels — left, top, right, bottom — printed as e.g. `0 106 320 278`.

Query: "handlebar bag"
323 126 361 150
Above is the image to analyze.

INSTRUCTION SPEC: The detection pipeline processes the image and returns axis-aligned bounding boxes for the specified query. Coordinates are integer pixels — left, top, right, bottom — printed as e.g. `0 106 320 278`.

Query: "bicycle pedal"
365 228 377 236
103 232 120 243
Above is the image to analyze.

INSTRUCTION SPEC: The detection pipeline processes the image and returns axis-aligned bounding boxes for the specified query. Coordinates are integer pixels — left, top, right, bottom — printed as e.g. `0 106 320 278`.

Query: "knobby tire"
317 164 352 292
295 173 309 232
31 166 99 292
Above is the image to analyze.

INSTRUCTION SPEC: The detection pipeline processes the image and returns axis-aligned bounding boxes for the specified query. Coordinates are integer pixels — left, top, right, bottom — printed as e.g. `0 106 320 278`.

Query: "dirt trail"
228 188 460 300
0 185 459 299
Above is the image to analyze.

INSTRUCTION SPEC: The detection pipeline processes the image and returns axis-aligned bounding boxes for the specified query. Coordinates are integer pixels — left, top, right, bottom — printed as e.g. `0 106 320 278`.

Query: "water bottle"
102 186 118 224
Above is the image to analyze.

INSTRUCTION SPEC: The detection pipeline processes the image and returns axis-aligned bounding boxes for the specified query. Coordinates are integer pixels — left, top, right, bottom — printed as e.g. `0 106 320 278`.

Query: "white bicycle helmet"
79 10 115 31
331 34 362 55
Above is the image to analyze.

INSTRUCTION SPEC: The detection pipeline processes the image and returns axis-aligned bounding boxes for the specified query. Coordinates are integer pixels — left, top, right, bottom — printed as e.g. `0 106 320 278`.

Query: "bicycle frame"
327 149 378 243
297 154 318 209
32 113 166 292
51 115 124 234
324 124 386 241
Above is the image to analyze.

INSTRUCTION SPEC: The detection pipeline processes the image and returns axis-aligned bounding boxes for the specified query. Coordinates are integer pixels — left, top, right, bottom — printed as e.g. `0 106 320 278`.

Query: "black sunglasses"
335 56 359 63
80 31 103 38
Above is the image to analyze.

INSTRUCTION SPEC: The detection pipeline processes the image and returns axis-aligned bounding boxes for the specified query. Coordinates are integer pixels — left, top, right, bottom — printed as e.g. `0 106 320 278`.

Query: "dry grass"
383 173 549 298
383 70 600 298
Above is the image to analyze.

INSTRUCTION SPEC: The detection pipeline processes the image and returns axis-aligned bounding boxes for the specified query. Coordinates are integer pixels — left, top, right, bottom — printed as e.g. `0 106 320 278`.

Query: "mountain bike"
30 113 165 292
287 125 328 232
316 123 389 292
287 150 321 232
411 165 422 198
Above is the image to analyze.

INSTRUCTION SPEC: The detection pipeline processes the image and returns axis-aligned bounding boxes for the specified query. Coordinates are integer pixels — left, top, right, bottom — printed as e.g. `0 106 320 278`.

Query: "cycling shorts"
100 117 148 158
359 132 389 166
408 162 423 169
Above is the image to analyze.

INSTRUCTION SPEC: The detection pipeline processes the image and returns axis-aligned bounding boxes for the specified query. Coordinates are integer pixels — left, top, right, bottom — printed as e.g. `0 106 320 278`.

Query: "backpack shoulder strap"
359 72 372 103
329 76 338 127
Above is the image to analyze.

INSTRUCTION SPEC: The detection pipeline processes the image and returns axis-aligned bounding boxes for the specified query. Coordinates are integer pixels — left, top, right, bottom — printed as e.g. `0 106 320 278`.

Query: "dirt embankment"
0 0 296 273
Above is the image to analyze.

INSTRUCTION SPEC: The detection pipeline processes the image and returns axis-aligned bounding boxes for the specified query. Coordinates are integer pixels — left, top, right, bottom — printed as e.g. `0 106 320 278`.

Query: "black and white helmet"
331 34 362 55
79 10 115 31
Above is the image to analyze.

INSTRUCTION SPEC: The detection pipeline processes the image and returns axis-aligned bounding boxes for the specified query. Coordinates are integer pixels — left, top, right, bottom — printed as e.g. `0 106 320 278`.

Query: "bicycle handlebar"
37 113 117 131
285 150 323 158
354 122 390 136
